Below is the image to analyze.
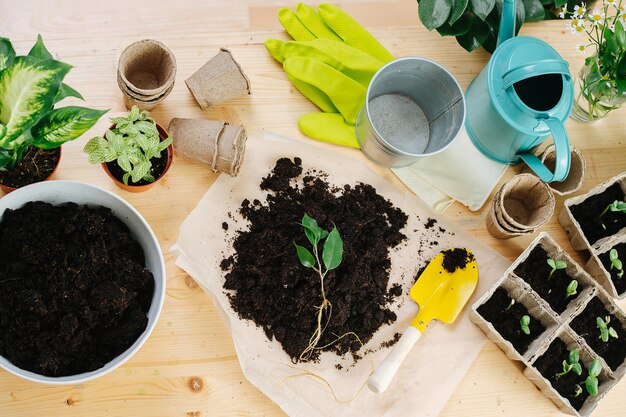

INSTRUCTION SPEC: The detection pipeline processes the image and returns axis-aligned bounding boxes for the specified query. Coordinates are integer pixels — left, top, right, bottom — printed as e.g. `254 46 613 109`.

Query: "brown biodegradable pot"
559 172 626 252
471 232 622 417
497 173 555 230
185 48 251 109
118 39 176 96
168 117 247 176
0 147 62 194
101 123 173 193
540 145 586 196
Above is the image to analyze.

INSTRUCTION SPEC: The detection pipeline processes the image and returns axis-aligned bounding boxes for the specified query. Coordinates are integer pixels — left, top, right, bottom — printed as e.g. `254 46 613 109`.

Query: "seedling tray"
471 232 625 417
559 172 626 298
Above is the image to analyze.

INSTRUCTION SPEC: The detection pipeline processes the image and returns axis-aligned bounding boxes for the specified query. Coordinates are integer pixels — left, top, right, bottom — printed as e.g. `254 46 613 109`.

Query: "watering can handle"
501 60 571 90
519 117 571 183
497 0 517 47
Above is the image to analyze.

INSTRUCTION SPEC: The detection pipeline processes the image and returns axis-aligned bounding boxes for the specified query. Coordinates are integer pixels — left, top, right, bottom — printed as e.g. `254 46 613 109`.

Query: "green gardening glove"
265 3 394 148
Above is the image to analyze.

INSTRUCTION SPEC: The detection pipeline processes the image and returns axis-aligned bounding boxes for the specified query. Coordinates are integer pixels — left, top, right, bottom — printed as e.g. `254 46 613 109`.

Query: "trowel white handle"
368 326 422 393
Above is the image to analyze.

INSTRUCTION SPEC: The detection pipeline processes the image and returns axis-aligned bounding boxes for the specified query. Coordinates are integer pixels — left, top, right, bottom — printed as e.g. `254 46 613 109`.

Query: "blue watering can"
465 0 573 182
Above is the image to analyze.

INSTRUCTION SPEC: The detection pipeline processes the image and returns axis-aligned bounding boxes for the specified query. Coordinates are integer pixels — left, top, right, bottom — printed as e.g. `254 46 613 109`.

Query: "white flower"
574 3 587 17
570 20 585 35
618 3 625 13
589 9 605 25
604 0 616 6
576 43 587 54
559 10 566 19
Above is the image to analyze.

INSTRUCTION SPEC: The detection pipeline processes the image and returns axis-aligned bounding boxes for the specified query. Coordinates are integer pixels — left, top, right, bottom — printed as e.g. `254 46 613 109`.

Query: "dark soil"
477 287 545 355
105 148 168 186
570 297 626 371
442 248 475 273
222 157 409 362
533 338 591 411
0 147 60 189
514 245 582 314
570 183 625 246
599 242 626 295
0 202 154 377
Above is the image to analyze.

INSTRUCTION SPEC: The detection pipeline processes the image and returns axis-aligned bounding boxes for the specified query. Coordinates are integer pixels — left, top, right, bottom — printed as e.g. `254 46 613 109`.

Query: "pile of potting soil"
0 202 154 377
222 157 409 362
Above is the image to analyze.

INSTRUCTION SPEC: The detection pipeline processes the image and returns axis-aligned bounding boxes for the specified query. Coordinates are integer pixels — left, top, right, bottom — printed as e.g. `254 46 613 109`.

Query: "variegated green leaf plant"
83 106 173 186
0 35 107 171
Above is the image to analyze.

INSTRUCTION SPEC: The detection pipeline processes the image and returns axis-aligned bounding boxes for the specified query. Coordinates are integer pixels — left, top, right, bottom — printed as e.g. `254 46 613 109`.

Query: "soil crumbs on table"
534 338 590 411
599 242 626 295
570 182 625 246
0 202 154 377
477 287 544 355
570 297 626 371
514 245 580 314
222 157 409 362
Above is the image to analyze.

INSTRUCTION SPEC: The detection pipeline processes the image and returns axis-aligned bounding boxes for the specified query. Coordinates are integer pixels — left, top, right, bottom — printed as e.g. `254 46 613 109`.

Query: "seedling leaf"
589 359 601 377
520 315 531 335
571 362 583 376
322 226 343 271
565 280 578 298
294 243 315 268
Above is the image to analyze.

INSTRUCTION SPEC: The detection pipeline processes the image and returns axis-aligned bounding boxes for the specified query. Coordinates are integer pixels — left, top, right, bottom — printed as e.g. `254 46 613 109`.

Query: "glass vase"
570 55 626 123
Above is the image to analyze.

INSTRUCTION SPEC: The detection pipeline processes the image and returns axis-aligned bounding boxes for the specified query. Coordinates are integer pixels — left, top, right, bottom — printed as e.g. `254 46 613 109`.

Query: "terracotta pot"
101 122 173 193
0 147 62 194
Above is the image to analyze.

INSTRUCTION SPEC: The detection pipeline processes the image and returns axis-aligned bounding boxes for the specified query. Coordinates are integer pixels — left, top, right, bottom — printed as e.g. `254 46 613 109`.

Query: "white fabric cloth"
392 129 508 212
171 132 510 417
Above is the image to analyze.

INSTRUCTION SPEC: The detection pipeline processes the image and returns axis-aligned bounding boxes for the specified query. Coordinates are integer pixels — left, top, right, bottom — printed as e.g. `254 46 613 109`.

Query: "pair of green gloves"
265 3 393 148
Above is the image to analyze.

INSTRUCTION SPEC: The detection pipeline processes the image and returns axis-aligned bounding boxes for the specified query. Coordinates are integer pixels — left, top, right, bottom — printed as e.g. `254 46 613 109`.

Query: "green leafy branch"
417 0 578 53
609 248 624 279
520 314 531 335
294 213 343 361
596 316 618 342
83 106 172 185
547 257 567 279
556 349 583 378
0 35 107 171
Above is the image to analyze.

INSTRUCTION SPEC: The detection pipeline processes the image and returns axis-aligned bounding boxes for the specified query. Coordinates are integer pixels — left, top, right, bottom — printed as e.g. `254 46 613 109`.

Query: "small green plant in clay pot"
83 106 173 192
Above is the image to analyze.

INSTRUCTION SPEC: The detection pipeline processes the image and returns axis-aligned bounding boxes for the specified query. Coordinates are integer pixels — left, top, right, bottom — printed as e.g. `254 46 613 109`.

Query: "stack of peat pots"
117 39 176 110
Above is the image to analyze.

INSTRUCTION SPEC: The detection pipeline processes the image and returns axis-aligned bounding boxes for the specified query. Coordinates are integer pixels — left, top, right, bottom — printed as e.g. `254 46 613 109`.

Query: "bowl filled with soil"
560 173 626 252
0 181 165 384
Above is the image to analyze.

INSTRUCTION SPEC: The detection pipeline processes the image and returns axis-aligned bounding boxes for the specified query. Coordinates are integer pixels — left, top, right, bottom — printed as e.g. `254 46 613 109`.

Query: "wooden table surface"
1 1 625 416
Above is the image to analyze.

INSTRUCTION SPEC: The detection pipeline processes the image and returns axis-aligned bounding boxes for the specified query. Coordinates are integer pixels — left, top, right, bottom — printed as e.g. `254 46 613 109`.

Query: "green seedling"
573 384 583 397
565 280 579 299
609 249 624 279
520 315 531 335
505 297 515 311
293 213 343 361
556 349 582 379
583 359 602 397
547 258 567 279
596 316 619 343
598 200 626 230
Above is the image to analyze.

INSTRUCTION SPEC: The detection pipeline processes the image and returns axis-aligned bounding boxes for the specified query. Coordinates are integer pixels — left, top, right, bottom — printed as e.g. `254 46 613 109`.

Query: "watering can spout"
497 0 517 47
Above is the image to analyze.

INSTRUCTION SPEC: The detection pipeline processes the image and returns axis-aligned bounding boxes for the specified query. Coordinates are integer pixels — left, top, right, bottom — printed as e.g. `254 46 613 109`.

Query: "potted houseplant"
83 106 173 192
0 35 107 192
560 0 626 121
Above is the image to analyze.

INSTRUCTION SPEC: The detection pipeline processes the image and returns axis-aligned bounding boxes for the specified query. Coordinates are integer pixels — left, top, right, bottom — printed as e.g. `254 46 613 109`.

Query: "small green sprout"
583 359 602 397
556 349 582 378
609 249 624 279
547 258 567 279
598 200 626 230
520 315 531 335
565 280 578 299
505 297 515 311
573 384 583 397
596 316 619 343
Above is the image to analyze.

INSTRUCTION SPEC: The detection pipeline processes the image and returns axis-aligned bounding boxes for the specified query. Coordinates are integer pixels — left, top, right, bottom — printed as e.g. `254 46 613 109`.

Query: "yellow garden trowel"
368 248 479 393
